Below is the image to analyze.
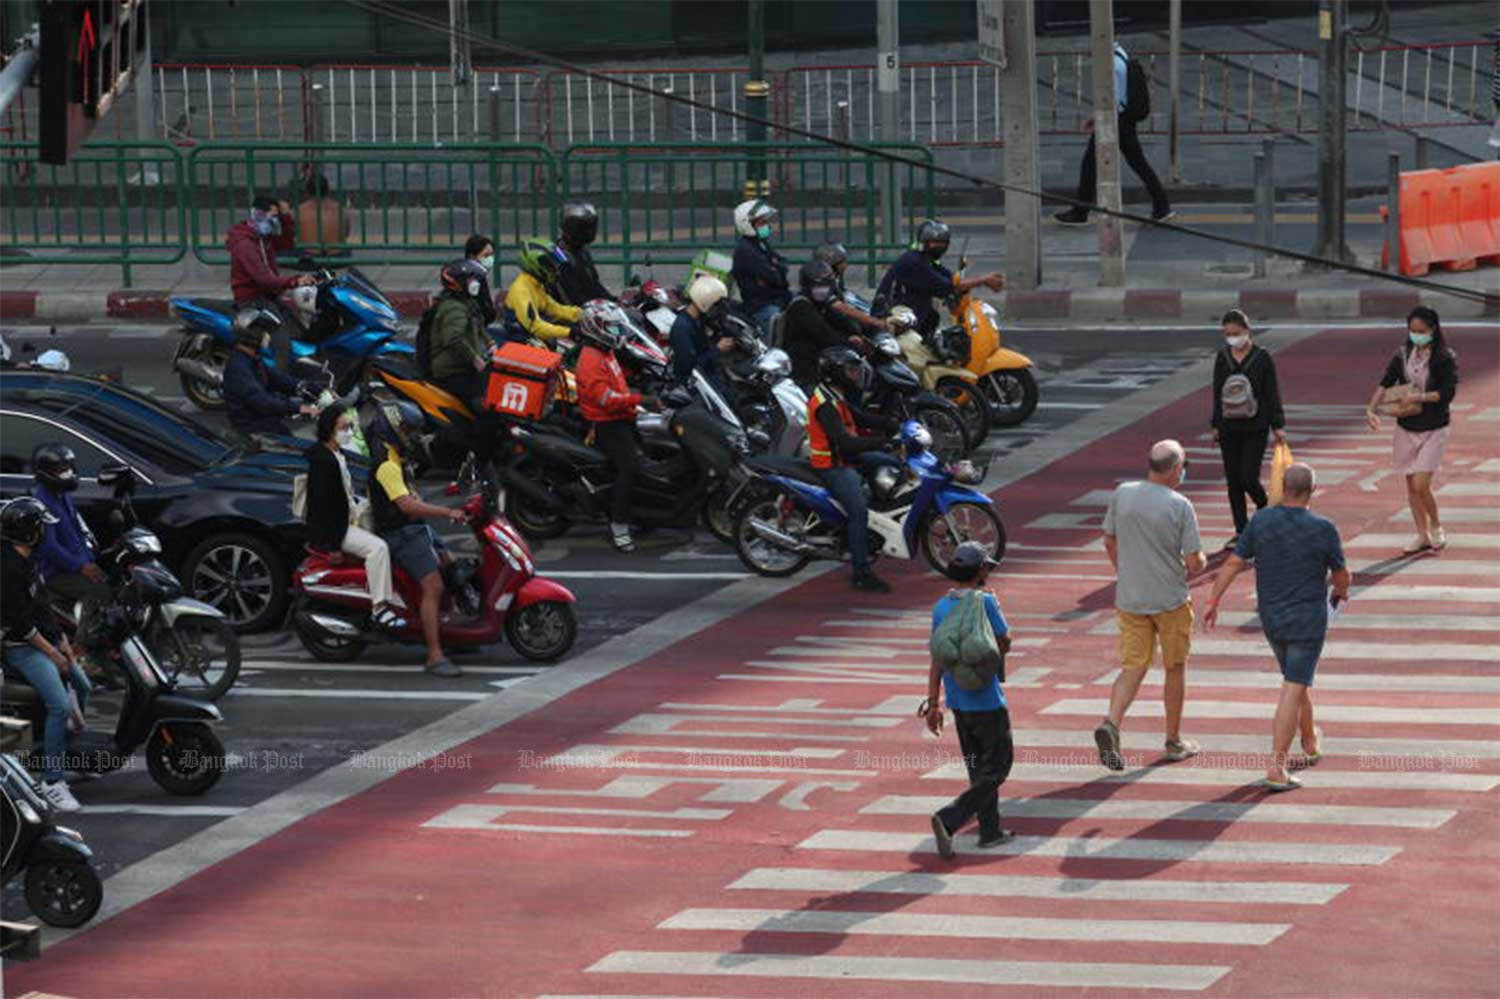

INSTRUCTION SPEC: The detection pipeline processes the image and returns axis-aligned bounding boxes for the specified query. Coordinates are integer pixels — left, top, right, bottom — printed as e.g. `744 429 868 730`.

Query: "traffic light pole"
1312 0 1354 265
744 0 769 199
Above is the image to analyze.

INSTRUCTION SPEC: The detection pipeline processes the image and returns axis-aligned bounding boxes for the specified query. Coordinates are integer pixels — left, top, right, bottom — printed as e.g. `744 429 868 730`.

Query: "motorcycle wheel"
293 614 368 663
935 376 992 448
919 501 1007 579
146 722 225 796
983 368 1039 427
155 615 241 700
505 600 578 662
733 495 812 578
914 402 971 463
701 484 735 543
180 342 229 411
503 464 571 541
25 860 103 928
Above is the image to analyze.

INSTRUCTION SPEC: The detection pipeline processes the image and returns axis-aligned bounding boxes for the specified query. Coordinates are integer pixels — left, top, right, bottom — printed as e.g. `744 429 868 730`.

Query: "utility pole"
1312 0 1353 264
1167 0 1182 183
449 0 472 87
1089 0 1124 286
876 0 902 242
1001 0 1040 289
133 0 159 183
744 0 769 199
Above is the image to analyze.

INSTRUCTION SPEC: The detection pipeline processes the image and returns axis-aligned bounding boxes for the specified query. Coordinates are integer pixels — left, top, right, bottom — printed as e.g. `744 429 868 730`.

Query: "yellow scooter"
946 262 1038 426
888 306 992 448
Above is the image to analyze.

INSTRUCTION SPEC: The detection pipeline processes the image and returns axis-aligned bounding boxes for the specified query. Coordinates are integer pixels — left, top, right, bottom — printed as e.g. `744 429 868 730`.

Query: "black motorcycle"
500 370 749 542
0 752 102 928
861 333 971 463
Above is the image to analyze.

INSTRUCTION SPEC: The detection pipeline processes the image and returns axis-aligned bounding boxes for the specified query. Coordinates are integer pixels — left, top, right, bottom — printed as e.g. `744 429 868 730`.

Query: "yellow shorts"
1117 601 1194 670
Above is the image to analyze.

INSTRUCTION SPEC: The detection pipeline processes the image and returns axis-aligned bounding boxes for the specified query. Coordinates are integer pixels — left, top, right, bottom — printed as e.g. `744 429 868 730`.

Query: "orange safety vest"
807 386 855 469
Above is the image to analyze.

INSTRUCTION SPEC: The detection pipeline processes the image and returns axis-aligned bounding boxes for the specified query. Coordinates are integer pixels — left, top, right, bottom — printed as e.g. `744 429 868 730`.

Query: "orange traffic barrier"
1398 162 1500 276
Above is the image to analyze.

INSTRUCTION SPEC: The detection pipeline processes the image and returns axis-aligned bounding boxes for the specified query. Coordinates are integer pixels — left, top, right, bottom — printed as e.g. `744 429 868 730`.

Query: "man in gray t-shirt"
1093 439 1207 771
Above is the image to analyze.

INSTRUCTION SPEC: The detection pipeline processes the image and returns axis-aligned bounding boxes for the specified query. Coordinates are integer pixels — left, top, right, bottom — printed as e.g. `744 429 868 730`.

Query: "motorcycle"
862 333 972 463
499 369 750 543
0 752 102 927
732 420 1005 580
944 256 1038 426
895 327 992 448
171 267 415 411
291 473 578 663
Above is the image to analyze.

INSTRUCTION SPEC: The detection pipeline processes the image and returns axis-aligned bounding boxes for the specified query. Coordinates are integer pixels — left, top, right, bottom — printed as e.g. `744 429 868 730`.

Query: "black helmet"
0 496 59 547
799 259 838 295
916 218 951 258
817 345 870 394
813 242 848 271
370 399 426 458
31 443 79 494
560 202 599 246
232 307 280 350
441 258 488 296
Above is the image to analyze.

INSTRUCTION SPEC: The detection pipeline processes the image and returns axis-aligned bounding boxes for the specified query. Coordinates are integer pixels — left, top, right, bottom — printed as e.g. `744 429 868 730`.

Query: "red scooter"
289 480 577 663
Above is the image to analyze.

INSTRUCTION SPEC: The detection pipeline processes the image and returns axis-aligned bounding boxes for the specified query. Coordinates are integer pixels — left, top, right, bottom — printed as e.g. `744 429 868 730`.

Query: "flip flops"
1260 774 1303 793
1300 727 1325 766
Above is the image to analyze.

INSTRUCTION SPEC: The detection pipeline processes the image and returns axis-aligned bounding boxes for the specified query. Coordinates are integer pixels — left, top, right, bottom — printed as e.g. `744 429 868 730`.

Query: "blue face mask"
756 224 773 240
252 212 281 237
1409 331 1432 347
1177 463 1188 485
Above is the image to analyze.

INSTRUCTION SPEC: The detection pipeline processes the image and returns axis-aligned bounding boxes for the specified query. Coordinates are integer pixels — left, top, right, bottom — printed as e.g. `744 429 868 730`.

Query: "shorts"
384 523 447 581
1116 601 1193 670
1269 636 1323 686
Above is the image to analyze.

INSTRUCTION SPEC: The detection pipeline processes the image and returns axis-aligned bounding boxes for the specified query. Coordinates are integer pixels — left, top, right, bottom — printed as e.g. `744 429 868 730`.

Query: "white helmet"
34 349 70 372
288 284 318 316
887 305 918 332
687 275 728 314
733 198 778 238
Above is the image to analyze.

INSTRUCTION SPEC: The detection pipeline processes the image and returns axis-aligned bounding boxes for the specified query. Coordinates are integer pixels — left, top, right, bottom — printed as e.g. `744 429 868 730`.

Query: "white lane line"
424 803 730 826
1012 727 1500 759
79 805 246 818
1040 698 1500 726
1036 401 1106 410
659 907 1290 946
1393 507 1500 522
1439 482 1500 496
1115 670 1500 694
861 794 1455 829
657 699 911 717
727 867 1348 905
1142 609 1500 633
586 951 1230 991
227 688 491 701
428 821 691 838
1347 559 1500 577
798 829 1400 866
243 659 539 676
921 761 1500 792
544 571 750 580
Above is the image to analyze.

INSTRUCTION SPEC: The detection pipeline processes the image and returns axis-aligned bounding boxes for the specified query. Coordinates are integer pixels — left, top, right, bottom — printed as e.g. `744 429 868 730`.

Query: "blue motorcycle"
731 420 1005 579
170 267 414 411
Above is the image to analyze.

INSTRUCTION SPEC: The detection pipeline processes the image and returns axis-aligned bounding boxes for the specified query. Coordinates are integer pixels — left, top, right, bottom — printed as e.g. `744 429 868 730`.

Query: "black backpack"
1123 56 1151 124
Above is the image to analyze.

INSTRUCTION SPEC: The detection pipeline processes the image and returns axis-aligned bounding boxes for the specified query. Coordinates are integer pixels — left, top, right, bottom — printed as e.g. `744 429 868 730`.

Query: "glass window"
0 413 119 477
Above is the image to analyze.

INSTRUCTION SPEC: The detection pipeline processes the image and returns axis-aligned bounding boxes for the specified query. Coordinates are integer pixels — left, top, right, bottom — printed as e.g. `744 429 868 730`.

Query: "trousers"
1219 427 1269 533
935 707 1014 840
341 524 395 607
1074 117 1171 216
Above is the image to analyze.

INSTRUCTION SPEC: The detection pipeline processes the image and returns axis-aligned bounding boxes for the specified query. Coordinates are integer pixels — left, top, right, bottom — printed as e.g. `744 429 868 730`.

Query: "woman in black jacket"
304 408 406 630
1364 306 1459 554
1210 309 1286 547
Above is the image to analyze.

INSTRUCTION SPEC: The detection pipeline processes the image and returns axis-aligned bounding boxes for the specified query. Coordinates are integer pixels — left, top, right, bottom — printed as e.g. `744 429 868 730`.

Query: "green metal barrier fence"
560 141 937 285
1 142 188 287
0 140 937 289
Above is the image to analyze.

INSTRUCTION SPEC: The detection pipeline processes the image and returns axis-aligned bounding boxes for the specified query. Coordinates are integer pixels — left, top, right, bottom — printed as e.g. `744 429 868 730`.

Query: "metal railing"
543 68 751 147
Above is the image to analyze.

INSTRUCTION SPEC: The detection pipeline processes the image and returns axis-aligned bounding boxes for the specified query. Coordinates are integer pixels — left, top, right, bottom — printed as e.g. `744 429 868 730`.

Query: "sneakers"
930 813 955 859
1093 719 1124 771
610 523 636 553
1164 737 1201 762
1429 525 1447 551
852 570 892 593
41 780 82 813
977 828 1016 849
1152 208 1178 223
1054 209 1090 227
424 659 464 678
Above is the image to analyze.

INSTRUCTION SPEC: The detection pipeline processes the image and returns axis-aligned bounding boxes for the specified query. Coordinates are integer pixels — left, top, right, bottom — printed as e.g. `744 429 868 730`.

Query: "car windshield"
6 376 232 475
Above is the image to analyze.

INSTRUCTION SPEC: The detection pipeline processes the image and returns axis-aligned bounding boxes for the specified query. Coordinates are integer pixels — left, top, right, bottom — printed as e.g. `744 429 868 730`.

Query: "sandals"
1299 727 1324 766
371 606 408 632
1261 773 1302 793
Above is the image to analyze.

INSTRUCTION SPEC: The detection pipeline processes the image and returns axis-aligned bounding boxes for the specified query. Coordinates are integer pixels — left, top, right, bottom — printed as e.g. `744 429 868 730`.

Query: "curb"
0 288 1494 325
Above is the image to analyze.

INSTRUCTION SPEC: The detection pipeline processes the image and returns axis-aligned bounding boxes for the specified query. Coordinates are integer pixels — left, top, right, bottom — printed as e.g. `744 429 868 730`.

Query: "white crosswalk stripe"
920 762 1500 792
1039 698 1500 726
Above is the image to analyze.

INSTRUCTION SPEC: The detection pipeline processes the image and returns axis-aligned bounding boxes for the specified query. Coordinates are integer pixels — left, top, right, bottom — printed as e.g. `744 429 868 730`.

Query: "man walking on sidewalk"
1094 439 1206 770
922 542 1015 858
1202 463 1350 791
1055 42 1174 226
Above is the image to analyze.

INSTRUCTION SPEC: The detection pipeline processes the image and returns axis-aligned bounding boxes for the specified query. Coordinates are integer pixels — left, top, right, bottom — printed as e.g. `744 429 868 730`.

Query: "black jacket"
303 443 353 551
1 543 59 645
812 384 900 465
783 295 851 389
553 242 612 307
1380 345 1459 432
1211 345 1285 433
224 348 300 437
732 236 790 315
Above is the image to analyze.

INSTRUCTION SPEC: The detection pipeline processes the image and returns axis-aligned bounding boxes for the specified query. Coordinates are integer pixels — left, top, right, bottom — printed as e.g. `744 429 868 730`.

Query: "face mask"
810 286 833 304
335 427 354 448
1409 331 1432 347
466 279 482 297
925 244 948 261
478 255 495 273
755 224 773 240
1177 463 1188 485
252 212 281 237
1225 334 1249 350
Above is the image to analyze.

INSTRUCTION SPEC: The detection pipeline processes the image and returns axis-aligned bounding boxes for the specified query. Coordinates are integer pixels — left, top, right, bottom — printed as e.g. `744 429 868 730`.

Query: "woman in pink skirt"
1364 306 1460 554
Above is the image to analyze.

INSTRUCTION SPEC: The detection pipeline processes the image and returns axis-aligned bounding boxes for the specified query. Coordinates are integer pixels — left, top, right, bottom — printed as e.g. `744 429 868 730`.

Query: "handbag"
291 473 308 519
1376 383 1423 418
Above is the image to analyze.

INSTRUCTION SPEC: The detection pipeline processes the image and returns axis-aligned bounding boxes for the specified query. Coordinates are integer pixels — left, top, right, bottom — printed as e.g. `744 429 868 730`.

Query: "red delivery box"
484 341 563 420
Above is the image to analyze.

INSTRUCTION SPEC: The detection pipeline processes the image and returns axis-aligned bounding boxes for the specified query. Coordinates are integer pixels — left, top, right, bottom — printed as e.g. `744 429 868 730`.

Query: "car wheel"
183 532 288 632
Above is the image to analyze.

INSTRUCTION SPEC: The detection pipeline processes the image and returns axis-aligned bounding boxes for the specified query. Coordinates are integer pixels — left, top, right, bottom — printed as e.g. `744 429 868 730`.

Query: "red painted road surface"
10 326 1499 999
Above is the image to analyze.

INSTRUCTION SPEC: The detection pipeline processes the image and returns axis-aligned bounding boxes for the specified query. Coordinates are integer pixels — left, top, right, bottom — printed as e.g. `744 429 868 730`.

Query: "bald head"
1148 439 1185 476
1283 462 1316 502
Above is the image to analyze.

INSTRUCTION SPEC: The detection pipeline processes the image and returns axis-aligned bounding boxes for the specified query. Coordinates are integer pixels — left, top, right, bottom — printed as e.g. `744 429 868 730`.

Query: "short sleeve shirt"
932 590 1009 712
374 446 411 503
1104 480 1202 615
1234 506 1345 640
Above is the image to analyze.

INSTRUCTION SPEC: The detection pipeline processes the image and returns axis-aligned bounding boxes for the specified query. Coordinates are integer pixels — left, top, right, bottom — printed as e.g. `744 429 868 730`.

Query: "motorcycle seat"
747 455 822 486
183 298 238 315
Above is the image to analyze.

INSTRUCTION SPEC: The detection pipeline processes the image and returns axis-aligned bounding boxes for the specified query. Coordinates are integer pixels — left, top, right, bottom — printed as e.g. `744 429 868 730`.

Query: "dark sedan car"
0 370 326 631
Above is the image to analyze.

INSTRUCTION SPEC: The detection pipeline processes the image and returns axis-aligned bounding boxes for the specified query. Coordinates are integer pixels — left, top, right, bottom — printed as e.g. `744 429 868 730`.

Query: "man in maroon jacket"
227 194 315 366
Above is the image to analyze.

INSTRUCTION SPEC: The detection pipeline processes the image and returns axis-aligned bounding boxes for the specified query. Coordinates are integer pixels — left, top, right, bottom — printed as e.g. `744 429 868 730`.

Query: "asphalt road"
1 319 1216 881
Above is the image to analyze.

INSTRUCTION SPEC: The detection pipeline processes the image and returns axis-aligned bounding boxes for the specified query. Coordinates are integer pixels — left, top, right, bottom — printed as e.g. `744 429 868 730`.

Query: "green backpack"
930 589 1004 690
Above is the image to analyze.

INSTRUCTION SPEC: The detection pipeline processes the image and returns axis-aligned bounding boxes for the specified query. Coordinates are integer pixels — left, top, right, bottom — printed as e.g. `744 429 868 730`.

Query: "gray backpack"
930 589 1004 690
1220 350 1259 420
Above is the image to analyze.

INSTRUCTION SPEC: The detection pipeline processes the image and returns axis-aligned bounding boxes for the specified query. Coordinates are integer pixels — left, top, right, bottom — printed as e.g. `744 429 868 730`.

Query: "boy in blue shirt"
923 541 1014 858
